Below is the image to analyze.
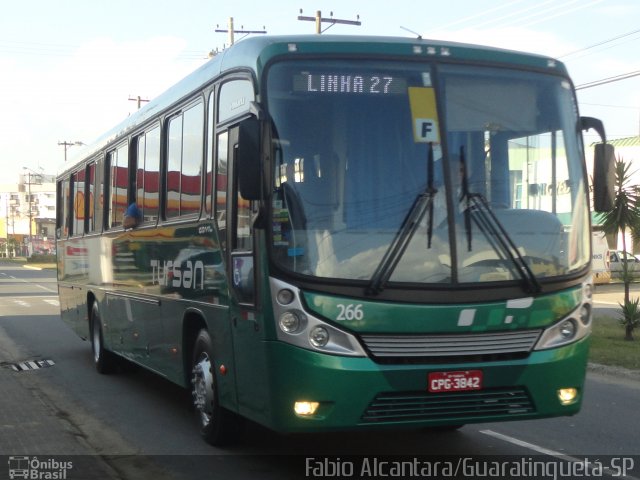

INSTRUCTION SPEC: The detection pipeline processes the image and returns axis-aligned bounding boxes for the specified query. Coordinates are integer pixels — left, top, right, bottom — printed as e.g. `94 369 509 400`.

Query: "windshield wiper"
458 148 541 294
367 143 437 295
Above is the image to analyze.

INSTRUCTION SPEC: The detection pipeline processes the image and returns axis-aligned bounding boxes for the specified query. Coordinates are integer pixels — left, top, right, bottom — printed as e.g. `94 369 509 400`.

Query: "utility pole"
297 10 361 34
58 140 84 162
128 95 150 110
22 167 42 257
215 17 266 46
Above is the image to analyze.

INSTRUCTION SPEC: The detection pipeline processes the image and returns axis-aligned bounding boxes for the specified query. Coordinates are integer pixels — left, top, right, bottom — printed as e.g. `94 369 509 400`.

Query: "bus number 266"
337 304 364 321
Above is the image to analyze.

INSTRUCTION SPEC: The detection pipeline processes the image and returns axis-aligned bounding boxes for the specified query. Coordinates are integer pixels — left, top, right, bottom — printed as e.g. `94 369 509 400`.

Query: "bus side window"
165 102 204 218
136 126 161 224
71 169 86 236
87 163 96 232
94 157 104 232
107 143 129 228
205 90 215 216
216 131 228 251
229 126 255 305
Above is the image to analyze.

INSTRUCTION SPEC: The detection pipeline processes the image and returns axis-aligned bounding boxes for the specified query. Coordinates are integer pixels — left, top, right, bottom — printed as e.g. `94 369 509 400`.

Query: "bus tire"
191 329 240 446
90 303 117 374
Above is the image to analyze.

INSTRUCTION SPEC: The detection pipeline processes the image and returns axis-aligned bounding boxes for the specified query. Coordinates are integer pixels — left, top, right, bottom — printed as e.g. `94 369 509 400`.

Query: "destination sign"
293 72 407 95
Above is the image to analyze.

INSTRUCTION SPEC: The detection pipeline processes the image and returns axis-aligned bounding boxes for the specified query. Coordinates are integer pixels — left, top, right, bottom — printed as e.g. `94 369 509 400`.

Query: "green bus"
56 35 615 446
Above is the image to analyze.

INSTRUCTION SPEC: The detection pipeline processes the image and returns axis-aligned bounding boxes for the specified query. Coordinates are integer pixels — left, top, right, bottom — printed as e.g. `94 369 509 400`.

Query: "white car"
608 250 640 278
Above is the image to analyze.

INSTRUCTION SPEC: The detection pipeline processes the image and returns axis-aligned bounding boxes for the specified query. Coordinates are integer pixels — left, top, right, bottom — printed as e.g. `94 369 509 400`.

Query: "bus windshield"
266 59 590 286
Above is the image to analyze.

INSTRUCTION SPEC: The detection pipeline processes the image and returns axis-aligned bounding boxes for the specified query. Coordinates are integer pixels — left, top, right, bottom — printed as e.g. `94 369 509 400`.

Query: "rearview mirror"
236 116 261 201
592 143 615 212
580 116 614 212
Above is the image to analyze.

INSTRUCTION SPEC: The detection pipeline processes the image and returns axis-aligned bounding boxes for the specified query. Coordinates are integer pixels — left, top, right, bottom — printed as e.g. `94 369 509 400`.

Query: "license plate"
428 370 483 393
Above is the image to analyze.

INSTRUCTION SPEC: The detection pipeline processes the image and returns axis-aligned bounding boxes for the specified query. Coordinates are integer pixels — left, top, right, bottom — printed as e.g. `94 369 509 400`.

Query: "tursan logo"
150 259 205 290
7 456 73 479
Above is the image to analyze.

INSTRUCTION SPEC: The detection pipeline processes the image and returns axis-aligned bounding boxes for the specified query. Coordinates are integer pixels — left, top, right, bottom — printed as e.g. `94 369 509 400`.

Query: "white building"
0 172 56 257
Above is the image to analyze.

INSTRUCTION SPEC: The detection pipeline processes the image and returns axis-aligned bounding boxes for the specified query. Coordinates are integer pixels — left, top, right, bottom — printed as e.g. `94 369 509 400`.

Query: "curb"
587 362 640 382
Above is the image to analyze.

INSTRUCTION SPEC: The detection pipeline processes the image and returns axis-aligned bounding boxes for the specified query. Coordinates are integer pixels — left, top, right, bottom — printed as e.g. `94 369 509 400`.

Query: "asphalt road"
0 263 638 479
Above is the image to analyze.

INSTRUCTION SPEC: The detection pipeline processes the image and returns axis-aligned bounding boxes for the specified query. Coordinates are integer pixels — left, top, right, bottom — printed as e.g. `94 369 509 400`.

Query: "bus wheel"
191 330 240 446
90 303 116 374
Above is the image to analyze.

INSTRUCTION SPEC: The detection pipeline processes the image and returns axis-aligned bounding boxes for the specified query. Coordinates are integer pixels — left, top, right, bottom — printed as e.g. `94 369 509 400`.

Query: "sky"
2 0 639 181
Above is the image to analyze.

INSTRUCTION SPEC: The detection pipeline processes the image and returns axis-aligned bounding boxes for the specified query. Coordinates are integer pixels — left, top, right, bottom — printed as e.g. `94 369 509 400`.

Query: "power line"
424 0 526 32
559 27 640 58
575 70 640 90
507 0 605 29
460 0 564 30
580 102 639 110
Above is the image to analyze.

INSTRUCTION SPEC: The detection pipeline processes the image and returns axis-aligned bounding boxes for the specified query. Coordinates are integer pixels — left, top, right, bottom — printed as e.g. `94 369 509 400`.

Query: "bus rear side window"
56 179 71 238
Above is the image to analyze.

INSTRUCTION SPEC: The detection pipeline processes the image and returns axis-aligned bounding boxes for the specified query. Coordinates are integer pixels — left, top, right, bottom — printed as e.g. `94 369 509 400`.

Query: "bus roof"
58 34 568 177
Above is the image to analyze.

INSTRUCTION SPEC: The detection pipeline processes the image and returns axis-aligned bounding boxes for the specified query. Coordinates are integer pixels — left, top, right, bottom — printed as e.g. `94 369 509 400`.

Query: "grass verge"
591 314 640 370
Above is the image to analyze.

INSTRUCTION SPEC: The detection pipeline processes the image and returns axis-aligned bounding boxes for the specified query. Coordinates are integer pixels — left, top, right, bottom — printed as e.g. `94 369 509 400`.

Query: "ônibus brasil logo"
7 456 73 480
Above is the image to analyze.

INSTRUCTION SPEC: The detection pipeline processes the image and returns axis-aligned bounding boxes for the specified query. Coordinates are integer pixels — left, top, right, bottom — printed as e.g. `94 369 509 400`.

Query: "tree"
598 158 640 340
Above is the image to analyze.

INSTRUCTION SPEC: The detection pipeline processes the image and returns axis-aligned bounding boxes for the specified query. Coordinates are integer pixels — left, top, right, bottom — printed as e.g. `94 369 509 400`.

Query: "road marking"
36 284 57 293
0 272 57 292
480 429 566 457
2 297 60 309
481 430 640 480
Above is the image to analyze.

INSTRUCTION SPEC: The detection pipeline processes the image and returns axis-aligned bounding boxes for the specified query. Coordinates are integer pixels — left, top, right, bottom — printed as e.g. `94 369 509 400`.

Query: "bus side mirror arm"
249 100 264 121
580 117 606 143
581 116 615 212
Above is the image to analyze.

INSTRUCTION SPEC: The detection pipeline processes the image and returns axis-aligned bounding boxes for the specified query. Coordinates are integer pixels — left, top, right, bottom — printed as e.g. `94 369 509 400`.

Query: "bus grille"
360 330 541 362
361 388 534 424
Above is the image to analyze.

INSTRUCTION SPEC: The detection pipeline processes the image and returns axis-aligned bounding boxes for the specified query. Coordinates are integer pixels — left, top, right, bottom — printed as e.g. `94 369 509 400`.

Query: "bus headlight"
309 327 329 347
534 279 592 351
534 309 590 350
270 278 366 357
279 311 304 333
579 304 592 326
559 320 576 339
277 288 295 305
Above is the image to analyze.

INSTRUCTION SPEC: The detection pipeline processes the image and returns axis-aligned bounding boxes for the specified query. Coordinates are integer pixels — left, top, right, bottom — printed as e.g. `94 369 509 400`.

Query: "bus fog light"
294 401 319 416
559 320 576 339
309 327 329 347
279 311 301 333
558 388 578 405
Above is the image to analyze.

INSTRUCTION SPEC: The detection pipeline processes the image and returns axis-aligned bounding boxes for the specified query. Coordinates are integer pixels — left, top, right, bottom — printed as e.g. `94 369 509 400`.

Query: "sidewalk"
0 326 118 479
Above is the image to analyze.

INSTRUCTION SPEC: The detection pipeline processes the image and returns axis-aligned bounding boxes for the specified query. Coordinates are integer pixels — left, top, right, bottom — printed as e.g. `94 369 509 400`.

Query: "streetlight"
58 140 84 162
22 166 44 256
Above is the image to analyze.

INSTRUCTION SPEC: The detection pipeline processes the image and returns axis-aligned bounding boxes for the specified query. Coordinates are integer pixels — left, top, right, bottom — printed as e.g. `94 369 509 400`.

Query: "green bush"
27 254 56 263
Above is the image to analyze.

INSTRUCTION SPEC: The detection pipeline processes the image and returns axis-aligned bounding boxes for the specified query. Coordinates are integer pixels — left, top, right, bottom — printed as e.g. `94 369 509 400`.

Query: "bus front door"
225 125 269 422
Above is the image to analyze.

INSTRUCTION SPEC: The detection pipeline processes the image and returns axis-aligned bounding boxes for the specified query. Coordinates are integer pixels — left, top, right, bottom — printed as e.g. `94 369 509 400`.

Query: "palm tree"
598 158 640 340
